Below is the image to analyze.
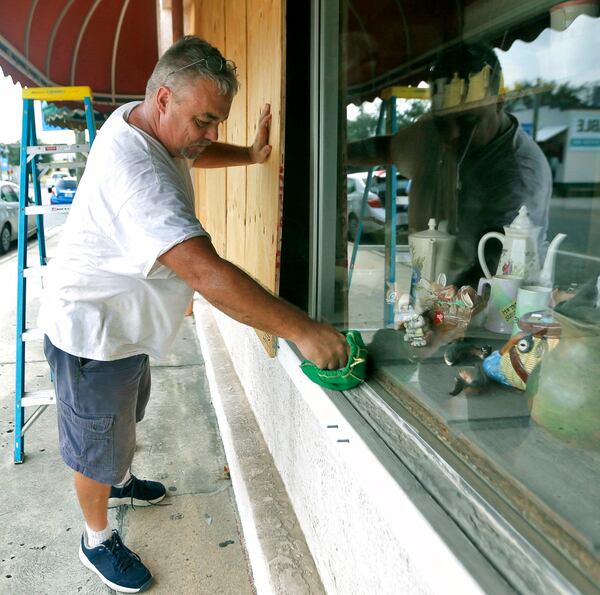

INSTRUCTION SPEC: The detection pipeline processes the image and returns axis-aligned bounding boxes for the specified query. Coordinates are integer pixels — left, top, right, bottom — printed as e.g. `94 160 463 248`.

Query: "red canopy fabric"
344 0 553 103
0 0 159 106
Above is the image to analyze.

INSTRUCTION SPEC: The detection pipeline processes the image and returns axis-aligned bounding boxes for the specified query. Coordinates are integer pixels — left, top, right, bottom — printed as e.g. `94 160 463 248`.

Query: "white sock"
113 468 132 488
86 524 112 548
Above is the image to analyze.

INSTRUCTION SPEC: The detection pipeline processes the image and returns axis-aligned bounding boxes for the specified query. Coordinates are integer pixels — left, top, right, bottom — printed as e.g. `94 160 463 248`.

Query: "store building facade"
179 1 600 592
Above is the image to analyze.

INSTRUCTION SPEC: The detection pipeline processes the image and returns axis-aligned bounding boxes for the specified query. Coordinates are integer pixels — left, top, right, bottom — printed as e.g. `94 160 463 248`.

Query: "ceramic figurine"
404 312 430 347
420 277 485 331
445 312 561 394
482 328 560 391
443 341 491 366
394 293 415 331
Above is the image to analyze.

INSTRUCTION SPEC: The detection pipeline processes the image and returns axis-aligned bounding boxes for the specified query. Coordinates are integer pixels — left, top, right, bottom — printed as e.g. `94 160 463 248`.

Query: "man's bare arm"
193 104 272 168
346 135 392 167
346 120 426 177
158 236 349 369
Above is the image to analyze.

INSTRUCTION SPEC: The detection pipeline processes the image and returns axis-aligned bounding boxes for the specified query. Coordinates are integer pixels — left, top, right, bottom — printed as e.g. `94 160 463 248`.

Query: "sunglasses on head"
168 55 237 77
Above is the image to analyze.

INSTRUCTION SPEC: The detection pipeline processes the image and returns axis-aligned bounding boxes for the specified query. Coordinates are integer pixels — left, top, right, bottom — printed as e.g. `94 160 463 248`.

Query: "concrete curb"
193 296 325 595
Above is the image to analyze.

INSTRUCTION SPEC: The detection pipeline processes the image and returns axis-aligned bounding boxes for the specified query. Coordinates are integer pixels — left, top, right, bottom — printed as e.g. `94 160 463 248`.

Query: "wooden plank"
193 0 228 256
246 0 285 355
225 0 248 269
245 0 284 289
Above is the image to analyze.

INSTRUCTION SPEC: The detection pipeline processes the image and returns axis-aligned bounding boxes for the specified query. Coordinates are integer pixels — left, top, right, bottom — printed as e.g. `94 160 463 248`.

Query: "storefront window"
321 0 600 583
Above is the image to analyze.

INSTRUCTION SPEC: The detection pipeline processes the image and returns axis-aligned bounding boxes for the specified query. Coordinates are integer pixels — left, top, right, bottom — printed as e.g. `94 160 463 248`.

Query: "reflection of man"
348 43 552 287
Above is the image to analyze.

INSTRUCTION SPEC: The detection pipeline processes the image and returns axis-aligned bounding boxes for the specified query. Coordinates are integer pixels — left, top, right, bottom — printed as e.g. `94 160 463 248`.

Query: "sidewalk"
0 232 255 594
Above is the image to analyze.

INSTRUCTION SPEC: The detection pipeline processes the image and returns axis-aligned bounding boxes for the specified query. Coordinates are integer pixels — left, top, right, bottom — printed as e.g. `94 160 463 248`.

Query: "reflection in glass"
332 0 600 572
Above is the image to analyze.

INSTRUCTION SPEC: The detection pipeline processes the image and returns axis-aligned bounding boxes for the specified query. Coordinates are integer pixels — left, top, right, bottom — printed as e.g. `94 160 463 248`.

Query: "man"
39 36 348 593
348 43 552 287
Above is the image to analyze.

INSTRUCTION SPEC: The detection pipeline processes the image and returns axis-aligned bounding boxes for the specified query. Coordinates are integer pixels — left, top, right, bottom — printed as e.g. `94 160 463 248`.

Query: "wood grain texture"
193 0 227 256
245 0 284 290
245 0 285 356
225 0 248 269
192 0 285 356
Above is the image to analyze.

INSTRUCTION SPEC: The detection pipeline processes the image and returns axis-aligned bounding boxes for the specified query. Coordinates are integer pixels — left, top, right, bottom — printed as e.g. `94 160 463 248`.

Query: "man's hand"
293 321 350 370
249 104 272 164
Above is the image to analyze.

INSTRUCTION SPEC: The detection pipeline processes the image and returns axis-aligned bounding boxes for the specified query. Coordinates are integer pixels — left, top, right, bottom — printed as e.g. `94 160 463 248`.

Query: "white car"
0 181 37 254
346 172 409 242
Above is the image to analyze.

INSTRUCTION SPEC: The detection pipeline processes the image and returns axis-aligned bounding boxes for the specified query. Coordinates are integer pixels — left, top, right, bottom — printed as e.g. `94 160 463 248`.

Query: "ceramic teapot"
408 218 455 285
478 205 566 285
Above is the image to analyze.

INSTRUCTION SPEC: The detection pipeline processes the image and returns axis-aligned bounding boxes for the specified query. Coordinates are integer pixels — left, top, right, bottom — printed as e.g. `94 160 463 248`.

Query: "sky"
0 67 73 145
348 14 600 121
497 14 600 88
0 70 24 143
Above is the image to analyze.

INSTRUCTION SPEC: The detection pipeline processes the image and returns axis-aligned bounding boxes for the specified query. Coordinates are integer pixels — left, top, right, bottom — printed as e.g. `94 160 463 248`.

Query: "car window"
57 180 77 190
347 179 356 193
1 185 18 202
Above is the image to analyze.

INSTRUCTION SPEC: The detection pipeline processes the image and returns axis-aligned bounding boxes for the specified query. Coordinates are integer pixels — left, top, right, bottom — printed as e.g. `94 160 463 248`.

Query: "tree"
505 79 591 112
347 105 379 141
396 100 429 129
347 99 430 141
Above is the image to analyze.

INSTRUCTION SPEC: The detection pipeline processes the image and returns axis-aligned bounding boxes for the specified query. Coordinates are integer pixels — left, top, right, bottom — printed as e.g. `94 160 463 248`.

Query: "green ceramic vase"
527 312 600 449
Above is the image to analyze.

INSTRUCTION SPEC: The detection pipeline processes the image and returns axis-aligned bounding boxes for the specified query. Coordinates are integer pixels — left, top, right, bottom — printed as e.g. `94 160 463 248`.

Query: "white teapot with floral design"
478 205 566 285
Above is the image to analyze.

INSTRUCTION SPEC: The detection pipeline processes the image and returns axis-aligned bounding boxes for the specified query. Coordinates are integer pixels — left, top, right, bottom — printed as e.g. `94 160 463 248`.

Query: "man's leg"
108 356 166 508
74 472 111 531
44 337 153 593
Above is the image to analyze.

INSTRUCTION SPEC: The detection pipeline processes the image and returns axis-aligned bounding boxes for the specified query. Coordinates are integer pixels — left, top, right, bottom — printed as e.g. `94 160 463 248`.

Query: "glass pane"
1 186 17 202
57 180 77 190
329 0 600 568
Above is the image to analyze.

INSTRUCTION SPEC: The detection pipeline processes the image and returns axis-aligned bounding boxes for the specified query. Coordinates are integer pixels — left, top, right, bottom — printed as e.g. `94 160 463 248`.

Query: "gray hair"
146 36 239 98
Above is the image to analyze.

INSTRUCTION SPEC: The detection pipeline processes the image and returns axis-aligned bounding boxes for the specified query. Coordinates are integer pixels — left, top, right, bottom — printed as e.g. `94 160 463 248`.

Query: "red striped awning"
0 0 159 106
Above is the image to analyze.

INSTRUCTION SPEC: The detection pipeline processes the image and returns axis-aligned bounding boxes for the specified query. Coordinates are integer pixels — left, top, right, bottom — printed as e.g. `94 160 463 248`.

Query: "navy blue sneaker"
108 475 166 508
79 530 152 593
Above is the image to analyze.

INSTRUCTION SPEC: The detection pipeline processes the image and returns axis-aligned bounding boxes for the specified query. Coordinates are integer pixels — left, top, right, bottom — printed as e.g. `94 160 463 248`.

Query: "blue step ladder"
14 86 96 464
348 85 429 327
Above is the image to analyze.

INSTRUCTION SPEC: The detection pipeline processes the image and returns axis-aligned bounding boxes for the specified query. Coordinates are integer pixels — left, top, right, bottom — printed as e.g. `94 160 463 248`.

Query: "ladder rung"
27 144 90 156
22 328 44 342
25 204 70 215
23 265 48 278
21 390 56 407
38 160 86 170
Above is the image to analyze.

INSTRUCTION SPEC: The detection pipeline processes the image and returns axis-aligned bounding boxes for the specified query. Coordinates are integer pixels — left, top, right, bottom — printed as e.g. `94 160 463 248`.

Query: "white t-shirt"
38 102 208 361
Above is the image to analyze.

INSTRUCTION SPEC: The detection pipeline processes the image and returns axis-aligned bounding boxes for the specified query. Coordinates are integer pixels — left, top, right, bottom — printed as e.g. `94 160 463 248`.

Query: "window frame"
308 0 600 591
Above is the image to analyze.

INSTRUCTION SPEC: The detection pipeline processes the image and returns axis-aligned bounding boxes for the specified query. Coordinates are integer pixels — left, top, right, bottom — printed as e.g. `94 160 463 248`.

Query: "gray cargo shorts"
44 336 151 485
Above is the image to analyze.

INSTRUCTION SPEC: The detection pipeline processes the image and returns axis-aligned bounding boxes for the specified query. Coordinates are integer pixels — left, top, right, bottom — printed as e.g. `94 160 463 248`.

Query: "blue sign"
570 138 600 148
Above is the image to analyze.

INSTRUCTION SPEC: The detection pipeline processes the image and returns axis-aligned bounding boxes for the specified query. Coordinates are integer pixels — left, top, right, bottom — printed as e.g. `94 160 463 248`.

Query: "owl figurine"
446 314 561 395
482 329 560 391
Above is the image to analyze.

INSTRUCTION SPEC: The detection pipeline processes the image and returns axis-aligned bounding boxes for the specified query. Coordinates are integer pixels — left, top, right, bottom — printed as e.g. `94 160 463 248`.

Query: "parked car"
371 169 410 226
50 177 77 204
346 172 410 242
46 171 69 193
0 181 37 255
347 173 383 241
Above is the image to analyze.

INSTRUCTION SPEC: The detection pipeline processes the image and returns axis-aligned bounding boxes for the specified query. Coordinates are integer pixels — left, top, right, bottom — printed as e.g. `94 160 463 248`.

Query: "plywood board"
192 0 285 357
245 0 284 289
193 0 228 256
245 0 285 356
225 0 248 269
